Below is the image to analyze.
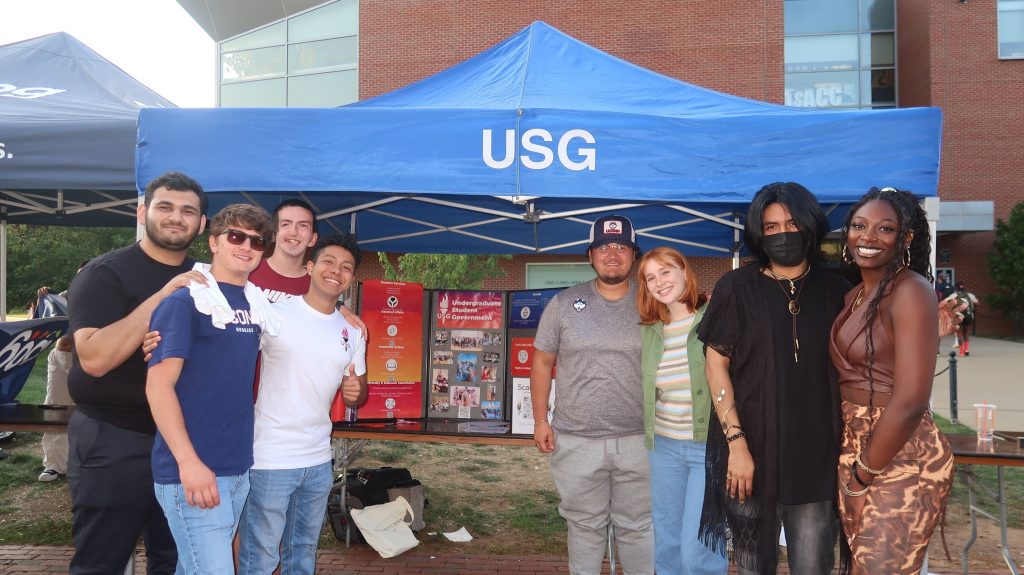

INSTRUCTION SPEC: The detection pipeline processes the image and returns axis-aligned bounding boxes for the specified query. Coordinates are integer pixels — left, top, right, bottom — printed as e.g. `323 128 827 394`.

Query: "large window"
784 0 896 109
1000 0 1024 59
218 0 358 108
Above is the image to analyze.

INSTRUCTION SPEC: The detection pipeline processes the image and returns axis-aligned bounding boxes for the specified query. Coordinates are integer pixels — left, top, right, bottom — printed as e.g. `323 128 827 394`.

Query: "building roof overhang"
175 0 326 41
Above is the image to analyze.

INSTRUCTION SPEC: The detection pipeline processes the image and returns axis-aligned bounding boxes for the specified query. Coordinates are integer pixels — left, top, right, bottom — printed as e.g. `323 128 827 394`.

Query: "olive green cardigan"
641 304 712 450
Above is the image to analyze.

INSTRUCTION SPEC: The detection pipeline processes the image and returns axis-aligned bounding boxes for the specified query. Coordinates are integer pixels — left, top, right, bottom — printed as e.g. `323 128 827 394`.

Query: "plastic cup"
974 403 997 441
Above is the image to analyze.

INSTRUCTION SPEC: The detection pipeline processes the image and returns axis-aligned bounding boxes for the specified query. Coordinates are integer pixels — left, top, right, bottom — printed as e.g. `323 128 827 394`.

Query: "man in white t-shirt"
238 234 367 575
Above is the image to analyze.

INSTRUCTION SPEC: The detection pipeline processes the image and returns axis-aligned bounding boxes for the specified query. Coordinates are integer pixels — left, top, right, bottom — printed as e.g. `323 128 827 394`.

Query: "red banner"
361 280 424 419
510 337 555 378
435 291 503 329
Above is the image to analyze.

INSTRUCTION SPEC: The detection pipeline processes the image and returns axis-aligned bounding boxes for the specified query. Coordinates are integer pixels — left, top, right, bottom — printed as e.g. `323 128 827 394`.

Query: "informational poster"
509 337 556 434
428 290 506 419
508 289 560 330
507 289 562 434
359 280 425 419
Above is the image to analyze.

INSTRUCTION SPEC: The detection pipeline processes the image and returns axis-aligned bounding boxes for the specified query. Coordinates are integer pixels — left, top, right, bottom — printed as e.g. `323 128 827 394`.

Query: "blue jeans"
238 462 333 575
154 473 250 575
649 435 727 575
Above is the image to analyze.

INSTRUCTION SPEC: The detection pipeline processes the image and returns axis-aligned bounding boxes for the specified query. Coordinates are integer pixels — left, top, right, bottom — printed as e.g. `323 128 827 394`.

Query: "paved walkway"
932 335 1024 431
0 545 1007 574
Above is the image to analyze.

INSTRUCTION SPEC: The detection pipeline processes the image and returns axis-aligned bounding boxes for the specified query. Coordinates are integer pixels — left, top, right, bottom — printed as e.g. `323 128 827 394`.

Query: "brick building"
178 0 1023 334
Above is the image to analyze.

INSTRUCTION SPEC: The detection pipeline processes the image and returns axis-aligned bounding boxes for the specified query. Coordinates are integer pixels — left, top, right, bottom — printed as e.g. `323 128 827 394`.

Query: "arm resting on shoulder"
75 271 206 377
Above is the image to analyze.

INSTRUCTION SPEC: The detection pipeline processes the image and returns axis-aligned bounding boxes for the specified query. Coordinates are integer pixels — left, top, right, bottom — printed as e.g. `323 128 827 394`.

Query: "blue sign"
0 316 68 404
508 289 562 330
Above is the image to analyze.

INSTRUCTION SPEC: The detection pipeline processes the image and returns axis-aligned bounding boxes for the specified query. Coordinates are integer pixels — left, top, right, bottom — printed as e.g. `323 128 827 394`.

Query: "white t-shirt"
253 295 366 469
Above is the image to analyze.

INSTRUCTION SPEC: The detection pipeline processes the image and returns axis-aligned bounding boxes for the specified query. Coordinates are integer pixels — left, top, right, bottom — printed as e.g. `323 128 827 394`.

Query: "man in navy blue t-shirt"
146 204 273 574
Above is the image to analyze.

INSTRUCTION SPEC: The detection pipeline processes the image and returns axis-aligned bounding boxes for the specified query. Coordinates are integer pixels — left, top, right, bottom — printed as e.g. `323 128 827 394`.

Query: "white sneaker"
38 469 62 482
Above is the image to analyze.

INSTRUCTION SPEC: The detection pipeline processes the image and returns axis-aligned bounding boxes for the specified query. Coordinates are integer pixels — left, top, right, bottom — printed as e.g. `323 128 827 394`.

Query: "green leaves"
988 202 1024 336
376 253 510 290
6 225 135 308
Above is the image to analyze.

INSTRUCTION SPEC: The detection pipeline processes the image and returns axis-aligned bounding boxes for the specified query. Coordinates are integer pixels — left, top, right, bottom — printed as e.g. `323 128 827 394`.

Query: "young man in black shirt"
66 172 208 574
699 182 847 575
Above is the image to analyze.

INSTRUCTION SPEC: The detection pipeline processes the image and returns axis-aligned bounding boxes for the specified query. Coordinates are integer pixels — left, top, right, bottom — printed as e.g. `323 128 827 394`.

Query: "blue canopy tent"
0 32 175 318
136 21 941 256
0 32 175 226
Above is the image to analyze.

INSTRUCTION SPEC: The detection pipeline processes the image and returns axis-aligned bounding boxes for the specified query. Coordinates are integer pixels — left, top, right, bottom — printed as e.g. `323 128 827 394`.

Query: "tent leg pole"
732 215 741 270
1 215 7 321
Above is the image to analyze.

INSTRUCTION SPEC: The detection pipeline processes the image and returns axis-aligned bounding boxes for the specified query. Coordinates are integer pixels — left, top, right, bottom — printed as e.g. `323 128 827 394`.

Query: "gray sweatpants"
550 431 653 575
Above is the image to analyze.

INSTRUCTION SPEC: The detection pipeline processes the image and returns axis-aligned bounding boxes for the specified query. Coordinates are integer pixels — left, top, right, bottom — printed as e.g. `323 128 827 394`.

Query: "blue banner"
0 316 68 404
508 288 562 330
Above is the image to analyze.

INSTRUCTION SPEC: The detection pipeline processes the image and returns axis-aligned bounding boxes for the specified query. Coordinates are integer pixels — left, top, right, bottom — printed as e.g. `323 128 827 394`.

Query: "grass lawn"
1 361 1019 563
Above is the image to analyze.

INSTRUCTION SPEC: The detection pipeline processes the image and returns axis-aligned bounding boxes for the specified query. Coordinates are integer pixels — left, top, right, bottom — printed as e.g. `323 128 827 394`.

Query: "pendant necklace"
766 266 810 362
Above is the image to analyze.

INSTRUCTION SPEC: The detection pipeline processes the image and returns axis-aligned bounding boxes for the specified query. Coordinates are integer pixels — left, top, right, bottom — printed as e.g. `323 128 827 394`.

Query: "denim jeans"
735 499 838 575
238 462 334 575
154 473 250 575
649 435 727 575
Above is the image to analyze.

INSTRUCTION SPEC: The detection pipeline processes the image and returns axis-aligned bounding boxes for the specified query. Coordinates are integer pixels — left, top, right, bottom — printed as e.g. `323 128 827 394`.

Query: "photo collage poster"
507 288 562 434
359 280 425 419
427 290 506 419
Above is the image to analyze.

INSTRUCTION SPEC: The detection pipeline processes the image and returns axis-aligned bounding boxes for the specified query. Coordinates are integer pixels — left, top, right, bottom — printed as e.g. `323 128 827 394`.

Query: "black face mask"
762 232 809 267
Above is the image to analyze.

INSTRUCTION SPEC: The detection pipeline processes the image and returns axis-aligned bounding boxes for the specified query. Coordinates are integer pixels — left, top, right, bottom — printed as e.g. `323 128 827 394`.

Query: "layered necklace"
765 265 810 363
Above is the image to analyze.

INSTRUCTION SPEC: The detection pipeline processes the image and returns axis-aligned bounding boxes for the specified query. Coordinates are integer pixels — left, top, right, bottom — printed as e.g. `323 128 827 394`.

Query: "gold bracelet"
855 451 885 476
719 404 736 427
842 480 870 497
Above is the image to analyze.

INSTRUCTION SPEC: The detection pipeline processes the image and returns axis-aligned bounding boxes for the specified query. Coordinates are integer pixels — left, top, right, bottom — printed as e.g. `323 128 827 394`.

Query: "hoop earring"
903 246 911 268
842 244 854 264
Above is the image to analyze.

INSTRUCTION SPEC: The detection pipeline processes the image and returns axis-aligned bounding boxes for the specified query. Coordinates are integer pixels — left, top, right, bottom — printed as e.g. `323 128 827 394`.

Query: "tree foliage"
988 202 1024 336
6 225 136 309
376 253 510 290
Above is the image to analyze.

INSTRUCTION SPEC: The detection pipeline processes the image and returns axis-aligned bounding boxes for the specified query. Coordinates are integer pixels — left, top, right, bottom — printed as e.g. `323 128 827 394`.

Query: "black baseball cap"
588 215 639 253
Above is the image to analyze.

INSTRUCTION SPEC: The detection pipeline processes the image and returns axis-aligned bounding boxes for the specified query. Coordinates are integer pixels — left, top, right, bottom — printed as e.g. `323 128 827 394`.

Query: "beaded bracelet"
855 451 885 476
725 430 747 443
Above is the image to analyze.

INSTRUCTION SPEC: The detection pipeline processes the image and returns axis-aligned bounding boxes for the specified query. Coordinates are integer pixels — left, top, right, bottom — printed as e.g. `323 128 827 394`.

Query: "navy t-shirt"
148 284 261 484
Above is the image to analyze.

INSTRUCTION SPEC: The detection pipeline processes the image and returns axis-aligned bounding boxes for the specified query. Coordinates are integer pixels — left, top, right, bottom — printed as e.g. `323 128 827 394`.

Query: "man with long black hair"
697 182 847 575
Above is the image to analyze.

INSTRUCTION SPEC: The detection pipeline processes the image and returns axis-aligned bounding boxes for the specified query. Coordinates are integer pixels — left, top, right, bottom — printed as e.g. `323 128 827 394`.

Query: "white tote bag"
349 495 420 558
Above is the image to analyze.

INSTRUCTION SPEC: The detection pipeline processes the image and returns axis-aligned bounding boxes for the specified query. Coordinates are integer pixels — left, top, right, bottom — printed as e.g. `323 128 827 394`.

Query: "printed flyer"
428 290 506 419
359 280 425 419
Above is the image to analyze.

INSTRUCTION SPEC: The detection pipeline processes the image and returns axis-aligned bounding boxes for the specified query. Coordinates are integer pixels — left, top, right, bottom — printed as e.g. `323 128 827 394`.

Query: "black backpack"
326 467 416 544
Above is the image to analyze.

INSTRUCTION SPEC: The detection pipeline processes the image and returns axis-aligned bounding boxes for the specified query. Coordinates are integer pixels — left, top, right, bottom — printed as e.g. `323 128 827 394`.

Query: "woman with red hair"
637 246 726 575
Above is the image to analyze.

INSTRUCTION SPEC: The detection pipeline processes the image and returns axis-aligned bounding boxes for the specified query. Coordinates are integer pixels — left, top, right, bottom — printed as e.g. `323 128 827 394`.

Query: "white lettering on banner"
784 83 856 108
0 83 66 100
521 128 554 169
0 330 58 372
482 129 596 171
0 142 9 160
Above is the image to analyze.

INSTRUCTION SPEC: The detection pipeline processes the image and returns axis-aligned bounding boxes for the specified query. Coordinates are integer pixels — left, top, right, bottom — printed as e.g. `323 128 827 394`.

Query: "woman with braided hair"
830 187 954 573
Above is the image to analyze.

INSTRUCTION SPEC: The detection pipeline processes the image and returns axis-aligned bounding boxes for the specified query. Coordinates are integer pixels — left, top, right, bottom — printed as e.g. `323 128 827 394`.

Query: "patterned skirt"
838 401 954 575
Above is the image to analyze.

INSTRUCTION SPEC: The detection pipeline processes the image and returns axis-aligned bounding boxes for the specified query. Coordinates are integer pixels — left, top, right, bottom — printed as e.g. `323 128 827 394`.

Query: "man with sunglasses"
67 172 208 574
146 204 275 574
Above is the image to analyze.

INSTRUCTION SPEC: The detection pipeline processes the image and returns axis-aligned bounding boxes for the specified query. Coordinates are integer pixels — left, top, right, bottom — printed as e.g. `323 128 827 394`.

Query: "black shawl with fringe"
697 264 849 574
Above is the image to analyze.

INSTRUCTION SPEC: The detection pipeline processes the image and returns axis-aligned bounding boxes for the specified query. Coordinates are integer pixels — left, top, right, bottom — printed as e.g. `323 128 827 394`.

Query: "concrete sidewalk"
931 335 1024 431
